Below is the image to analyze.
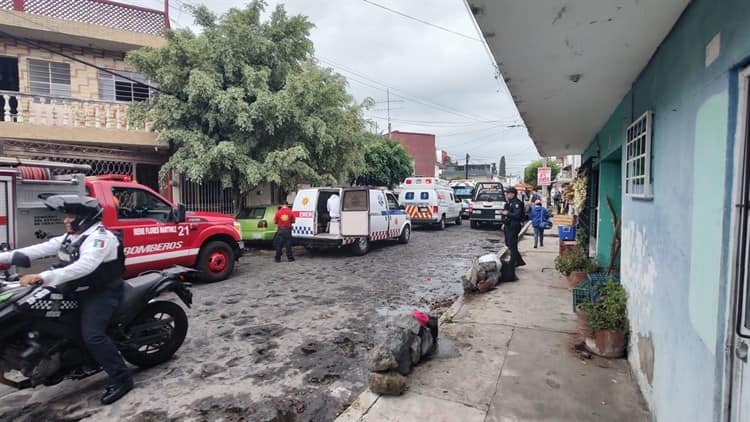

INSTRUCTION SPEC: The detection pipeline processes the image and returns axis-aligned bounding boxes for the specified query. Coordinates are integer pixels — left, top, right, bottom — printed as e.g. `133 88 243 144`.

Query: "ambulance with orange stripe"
291 187 411 255
397 177 462 230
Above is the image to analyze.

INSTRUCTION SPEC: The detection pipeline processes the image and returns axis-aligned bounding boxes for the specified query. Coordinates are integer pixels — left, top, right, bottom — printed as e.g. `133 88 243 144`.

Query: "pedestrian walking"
530 199 550 248
274 202 295 262
502 187 526 267
553 190 562 214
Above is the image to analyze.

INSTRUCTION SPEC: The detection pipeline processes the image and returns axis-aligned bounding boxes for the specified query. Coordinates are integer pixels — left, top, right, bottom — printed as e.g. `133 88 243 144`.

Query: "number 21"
177 225 190 237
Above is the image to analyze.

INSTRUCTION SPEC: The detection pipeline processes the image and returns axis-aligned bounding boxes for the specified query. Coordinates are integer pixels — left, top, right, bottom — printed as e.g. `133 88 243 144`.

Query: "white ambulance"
291 187 411 255
397 177 462 229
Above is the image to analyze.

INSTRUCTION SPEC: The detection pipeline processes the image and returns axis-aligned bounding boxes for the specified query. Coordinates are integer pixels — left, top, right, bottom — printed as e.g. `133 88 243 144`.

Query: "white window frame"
624 110 654 199
27 58 71 97
97 69 153 103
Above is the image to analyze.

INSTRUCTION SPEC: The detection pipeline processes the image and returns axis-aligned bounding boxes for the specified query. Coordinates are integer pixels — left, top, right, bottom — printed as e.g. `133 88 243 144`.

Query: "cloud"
128 0 540 175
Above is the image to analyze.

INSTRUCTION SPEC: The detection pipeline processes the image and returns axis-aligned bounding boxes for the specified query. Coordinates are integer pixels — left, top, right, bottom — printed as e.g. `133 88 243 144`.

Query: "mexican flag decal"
93 239 106 249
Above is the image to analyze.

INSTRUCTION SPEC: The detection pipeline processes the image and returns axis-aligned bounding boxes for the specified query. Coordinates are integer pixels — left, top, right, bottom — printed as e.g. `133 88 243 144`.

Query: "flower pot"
567 271 588 290
585 329 627 358
575 305 591 342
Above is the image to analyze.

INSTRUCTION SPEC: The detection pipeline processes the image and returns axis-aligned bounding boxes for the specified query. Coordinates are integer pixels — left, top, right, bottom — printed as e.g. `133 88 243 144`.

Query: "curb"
336 227 524 421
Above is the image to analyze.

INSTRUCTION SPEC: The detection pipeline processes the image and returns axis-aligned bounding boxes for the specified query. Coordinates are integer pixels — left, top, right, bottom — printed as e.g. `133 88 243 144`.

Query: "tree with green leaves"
127 2 367 199
524 159 561 188
499 156 506 177
353 136 413 188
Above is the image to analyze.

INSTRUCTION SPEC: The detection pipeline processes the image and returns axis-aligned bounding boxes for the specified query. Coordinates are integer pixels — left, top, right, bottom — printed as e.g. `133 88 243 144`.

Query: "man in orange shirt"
273 202 296 262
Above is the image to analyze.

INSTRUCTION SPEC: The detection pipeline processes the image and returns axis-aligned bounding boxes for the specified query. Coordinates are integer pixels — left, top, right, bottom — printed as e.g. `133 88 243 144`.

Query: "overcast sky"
125 0 539 176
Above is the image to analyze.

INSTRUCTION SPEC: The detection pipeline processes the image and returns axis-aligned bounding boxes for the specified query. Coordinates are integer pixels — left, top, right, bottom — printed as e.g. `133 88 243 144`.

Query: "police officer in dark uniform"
0 195 133 404
502 187 526 268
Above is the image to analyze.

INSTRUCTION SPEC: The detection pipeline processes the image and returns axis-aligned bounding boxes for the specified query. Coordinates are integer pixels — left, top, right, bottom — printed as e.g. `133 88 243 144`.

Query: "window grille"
625 111 653 198
98 70 153 102
28 59 70 97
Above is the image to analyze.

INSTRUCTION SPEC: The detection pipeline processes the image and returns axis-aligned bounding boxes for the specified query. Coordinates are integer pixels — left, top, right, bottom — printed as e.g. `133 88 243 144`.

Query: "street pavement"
338 227 651 422
0 221 504 421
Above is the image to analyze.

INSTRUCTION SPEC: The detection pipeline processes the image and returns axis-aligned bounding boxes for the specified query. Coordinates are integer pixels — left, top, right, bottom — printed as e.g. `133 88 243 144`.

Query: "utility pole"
465 153 470 180
542 156 549 206
387 88 392 134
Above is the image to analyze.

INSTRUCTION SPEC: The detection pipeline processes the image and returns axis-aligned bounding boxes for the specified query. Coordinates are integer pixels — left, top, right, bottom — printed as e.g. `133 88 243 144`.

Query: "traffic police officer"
502 187 526 268
0 195 133 404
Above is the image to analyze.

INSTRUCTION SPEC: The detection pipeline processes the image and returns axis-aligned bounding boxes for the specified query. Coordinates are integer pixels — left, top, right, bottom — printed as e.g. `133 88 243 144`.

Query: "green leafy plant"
554 247 598 276
582 281 628 332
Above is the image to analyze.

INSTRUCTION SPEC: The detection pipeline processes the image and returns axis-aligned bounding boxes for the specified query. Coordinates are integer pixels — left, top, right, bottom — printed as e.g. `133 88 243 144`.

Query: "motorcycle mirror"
11 252 31 268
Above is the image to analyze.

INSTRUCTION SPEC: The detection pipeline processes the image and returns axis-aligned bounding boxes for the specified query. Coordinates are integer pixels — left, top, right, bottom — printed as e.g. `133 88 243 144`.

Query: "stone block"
368 371 407 396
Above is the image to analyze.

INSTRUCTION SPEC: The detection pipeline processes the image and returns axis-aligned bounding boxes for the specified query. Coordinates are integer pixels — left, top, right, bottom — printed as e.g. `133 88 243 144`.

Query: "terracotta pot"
585 329 627 358
567 271 588 289
575 306 591 341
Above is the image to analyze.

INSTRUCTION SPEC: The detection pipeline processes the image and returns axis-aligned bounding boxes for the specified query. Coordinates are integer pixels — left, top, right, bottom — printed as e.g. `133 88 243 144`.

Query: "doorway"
729 65 750 422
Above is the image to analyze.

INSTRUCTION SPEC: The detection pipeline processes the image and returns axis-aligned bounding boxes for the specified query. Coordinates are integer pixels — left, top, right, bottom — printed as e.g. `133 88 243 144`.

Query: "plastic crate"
587 273 621 302
572 279 591 312
558 225 576 241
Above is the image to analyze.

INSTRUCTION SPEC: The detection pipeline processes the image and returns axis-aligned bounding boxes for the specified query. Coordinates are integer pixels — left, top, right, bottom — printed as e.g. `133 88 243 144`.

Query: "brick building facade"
387 131 437 177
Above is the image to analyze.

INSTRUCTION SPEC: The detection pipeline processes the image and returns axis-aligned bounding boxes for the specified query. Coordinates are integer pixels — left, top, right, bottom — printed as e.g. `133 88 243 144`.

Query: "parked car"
236 205 282 243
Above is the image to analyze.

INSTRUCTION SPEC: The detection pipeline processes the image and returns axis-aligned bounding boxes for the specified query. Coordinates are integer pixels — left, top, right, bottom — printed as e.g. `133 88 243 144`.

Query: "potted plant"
581 280 628 358
554 247 598 289
575 303 591 342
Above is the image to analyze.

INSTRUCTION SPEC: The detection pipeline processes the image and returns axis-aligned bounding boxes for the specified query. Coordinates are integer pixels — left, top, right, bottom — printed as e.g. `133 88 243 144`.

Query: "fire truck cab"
0 158 242 282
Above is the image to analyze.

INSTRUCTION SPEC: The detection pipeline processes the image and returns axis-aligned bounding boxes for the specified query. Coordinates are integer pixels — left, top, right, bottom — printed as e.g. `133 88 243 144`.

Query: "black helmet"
44 195 102 233
505 187 518 195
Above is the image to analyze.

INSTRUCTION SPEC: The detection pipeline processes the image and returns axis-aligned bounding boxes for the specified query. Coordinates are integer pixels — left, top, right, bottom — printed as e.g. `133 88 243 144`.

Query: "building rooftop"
0 0 167 51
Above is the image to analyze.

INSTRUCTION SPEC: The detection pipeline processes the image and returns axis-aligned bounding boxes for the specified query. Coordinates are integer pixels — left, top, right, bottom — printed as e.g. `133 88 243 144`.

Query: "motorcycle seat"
113 273 162 323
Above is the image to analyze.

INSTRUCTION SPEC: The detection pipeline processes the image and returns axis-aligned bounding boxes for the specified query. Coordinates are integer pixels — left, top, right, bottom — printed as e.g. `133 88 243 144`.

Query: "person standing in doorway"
530 199 550 248
502 187 526 267
327 193 341 236
274 202 295 262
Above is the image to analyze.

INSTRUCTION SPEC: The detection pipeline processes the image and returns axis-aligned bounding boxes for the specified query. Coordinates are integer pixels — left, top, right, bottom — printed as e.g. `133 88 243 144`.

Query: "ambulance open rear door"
340 188 369 236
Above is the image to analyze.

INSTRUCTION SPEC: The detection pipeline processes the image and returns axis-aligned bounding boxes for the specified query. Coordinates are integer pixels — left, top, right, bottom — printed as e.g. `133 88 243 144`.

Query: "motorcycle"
0 249 193 390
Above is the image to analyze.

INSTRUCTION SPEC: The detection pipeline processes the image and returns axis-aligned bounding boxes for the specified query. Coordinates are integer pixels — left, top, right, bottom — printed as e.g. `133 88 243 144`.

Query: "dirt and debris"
0 225 503 421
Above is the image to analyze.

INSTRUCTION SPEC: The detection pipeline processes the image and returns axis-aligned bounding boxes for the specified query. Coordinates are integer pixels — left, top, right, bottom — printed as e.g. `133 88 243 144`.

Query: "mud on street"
0 223 504 422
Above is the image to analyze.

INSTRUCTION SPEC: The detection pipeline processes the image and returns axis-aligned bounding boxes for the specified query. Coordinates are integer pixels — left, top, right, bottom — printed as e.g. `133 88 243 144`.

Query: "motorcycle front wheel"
121 301 188 368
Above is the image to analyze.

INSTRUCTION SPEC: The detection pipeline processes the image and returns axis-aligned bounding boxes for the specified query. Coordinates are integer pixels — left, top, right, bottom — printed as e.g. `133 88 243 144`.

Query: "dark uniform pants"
504 221 526 267
79 284 132 385
275 227 294 259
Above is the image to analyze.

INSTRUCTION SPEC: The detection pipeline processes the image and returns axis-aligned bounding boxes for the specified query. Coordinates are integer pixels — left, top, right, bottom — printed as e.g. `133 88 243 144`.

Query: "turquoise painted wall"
582 0 750 419
596 159 622 267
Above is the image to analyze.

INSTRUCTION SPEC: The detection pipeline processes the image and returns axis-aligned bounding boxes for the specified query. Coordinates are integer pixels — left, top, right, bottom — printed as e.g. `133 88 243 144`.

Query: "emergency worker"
327 193 341 235
502 187 526 268
274 202 296 262
0 195 133 404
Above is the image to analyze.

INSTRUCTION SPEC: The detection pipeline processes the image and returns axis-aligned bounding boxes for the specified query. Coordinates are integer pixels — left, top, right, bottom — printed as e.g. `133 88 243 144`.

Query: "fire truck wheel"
197 241 235 282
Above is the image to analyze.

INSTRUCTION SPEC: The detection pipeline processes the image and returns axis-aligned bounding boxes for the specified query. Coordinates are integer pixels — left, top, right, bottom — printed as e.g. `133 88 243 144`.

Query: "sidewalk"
338 228 650 422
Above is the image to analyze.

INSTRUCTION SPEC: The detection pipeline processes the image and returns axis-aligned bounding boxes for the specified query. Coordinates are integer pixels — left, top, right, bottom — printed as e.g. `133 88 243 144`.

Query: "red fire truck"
0 158 242 282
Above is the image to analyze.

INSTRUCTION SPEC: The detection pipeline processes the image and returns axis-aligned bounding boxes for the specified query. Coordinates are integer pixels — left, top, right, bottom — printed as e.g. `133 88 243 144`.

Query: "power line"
360 0 481 42
316 56 499 122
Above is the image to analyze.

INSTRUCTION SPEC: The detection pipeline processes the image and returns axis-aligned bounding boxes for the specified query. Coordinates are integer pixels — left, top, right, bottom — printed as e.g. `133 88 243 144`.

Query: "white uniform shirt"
0 223 120 287
327 194 341 219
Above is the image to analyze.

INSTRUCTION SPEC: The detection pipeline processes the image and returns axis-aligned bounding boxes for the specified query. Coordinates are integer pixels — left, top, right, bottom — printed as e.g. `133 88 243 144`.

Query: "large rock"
410 333 422 365
461 262 479 293
368 345 398 372
369 371 407 395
